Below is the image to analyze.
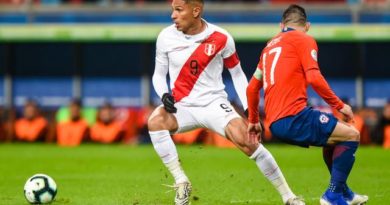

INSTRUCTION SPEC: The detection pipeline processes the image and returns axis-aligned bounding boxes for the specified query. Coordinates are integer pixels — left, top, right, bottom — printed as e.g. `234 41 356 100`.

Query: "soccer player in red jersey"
148 0 304 204
246 5 368 205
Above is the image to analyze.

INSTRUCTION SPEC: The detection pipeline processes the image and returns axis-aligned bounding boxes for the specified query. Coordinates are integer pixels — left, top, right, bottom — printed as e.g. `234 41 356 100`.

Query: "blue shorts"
269 107 338 147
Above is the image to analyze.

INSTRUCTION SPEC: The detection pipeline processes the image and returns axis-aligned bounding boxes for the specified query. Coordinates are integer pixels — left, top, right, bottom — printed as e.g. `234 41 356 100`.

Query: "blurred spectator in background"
356 107 379 144
173 128 236 148
352 108 371 145
56 98 89 146
374 101 390 149
331 98 371 145
0 106 7 142
0 0 26 5
90 102 124 143
135 102 156 144
173 128 205 145
269 0 346 3
203 130 236 147
14 99 48 142
120 107 140 144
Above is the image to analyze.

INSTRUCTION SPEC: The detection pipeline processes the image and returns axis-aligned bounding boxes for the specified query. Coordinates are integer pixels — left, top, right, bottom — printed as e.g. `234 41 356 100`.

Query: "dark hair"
184 0 204 5
282 4 307 26
24 99 38 107
100 102 113 110
70 98 82 107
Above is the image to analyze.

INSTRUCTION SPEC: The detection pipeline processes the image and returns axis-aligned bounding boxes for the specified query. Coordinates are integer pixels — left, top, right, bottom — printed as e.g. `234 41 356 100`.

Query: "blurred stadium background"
0 0 390 204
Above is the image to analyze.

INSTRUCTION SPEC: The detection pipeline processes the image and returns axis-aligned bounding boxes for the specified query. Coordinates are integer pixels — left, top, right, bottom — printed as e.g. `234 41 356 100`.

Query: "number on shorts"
220 103 232 112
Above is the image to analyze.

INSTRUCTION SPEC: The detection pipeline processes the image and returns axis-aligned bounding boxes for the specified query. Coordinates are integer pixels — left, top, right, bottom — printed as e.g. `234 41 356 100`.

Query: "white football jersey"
154 20 241 107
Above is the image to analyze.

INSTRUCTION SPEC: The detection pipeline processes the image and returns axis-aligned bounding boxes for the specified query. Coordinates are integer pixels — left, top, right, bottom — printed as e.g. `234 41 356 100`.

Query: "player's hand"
339 104 354 123
161 93 177 113
247 122 262 145
244 109 248 118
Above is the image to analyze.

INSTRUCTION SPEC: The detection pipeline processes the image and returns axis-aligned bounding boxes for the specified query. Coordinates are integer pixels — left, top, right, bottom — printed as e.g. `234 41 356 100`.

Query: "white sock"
149 130 189 184
250 144 296 204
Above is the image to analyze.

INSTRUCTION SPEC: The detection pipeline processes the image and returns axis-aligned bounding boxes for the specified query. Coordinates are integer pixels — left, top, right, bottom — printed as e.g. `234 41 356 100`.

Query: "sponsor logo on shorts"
319 114 329 124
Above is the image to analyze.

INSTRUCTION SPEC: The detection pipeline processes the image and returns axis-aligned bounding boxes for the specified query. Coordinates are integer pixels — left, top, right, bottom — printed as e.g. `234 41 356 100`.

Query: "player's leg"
148 106 192 205
148 106 189 184
225 118 304 205
268 107 366 204
323 146 367 205
327 121 360 144
203 99 303 204
321 122 368 205
322 145 334 173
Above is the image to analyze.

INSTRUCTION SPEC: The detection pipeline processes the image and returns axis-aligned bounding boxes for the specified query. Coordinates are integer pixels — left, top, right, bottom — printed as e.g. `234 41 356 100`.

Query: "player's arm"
306 69 343 110
246 68 264 144
152 62 169 98
152 32 176 113
246 55 264 124
225 56 248 110
306 70 353 121
300 36 352 121
223 34 248 110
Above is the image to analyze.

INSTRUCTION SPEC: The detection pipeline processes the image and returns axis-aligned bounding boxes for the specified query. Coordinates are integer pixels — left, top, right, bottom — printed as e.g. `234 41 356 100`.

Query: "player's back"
260 29 319 124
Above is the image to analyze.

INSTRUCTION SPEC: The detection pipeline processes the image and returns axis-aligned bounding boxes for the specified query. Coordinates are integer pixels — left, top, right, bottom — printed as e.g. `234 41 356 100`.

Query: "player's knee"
346 127 360 142
148 115 166 131
242 147 254 156
234 137 247 148
232 134 257 156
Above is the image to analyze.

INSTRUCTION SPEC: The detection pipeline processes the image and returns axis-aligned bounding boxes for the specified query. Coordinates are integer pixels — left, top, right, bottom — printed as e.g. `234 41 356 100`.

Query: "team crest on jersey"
204 43 216 56
319 114 329 124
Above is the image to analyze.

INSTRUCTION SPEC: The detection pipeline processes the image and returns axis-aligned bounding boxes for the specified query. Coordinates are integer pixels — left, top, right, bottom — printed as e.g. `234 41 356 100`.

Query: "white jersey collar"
180 19 212 42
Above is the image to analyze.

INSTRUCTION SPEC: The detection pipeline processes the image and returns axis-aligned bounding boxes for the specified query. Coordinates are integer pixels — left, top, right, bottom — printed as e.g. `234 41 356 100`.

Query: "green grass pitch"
0 143 389 205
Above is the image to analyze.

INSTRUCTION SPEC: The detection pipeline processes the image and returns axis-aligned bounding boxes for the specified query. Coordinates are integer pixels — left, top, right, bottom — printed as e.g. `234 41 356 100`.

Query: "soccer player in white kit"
148 0 305 204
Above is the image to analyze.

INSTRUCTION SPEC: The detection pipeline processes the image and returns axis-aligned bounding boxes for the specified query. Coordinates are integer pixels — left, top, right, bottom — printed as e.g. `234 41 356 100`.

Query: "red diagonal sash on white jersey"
172 31 227 102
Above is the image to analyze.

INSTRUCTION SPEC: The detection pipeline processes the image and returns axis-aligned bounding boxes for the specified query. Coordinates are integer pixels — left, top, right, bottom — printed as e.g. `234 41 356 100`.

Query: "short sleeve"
222 33 237 59
297 36 320 72
222 33 240 69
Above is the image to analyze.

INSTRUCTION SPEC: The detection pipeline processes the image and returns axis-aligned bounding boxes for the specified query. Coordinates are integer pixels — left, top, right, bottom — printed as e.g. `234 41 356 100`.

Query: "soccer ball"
24 174 57 204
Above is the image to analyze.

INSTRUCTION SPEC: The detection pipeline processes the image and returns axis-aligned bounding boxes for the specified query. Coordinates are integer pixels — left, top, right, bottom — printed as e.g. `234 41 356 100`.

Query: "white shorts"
171 98 241 137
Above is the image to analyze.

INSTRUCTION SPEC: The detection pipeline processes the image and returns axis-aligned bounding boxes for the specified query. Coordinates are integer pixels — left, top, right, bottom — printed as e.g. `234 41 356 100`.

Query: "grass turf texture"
0 143 389 205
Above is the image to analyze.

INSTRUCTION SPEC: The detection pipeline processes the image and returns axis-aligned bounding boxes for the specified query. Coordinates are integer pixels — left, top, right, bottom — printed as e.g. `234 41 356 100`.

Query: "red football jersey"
254 30 342 124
